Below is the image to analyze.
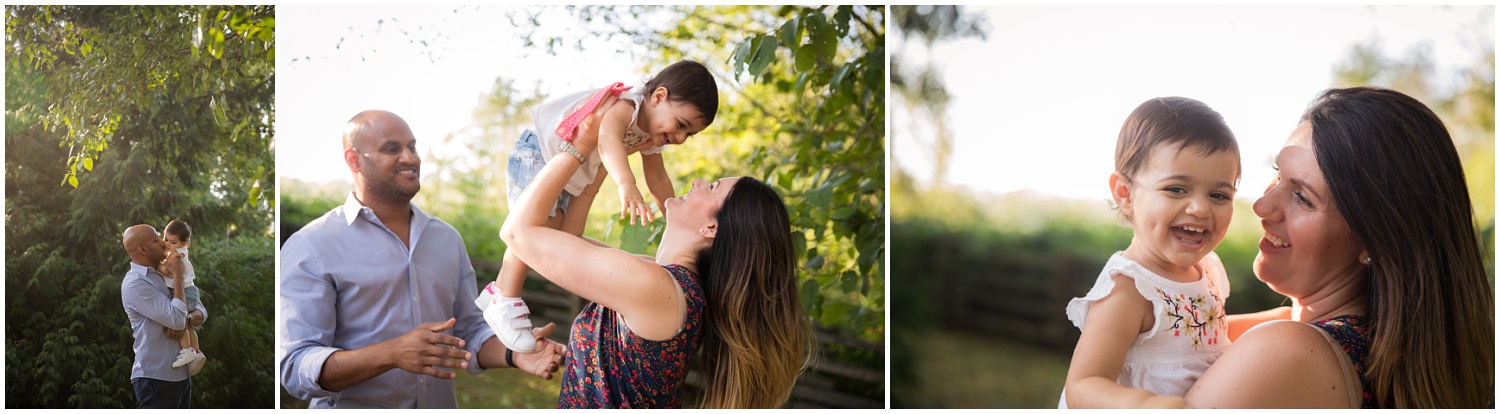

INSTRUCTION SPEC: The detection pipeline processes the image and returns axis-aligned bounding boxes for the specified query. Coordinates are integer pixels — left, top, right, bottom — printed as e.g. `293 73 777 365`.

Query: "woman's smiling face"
1251 122 1365 296
664 177 739 230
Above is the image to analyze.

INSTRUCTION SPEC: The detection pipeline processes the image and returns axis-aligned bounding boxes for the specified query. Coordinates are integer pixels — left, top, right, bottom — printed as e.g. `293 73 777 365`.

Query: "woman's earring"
1360 255 1372 265
698 228 706 236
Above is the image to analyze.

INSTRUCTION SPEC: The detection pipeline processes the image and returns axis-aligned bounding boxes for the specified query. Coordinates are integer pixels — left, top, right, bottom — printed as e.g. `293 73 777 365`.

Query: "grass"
453 364 563 408
902 329 1070 408
280 367 562 409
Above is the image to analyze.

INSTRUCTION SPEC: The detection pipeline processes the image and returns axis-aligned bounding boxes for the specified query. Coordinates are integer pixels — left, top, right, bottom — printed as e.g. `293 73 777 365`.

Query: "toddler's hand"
619 187 653 225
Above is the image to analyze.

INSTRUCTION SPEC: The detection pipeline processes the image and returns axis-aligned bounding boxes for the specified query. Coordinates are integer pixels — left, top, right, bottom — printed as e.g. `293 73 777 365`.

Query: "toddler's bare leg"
179 326 193 349
497 208 568 297
497 250 530 297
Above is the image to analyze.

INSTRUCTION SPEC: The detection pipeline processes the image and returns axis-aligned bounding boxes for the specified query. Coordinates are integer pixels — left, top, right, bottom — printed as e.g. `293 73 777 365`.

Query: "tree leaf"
807 12 837 63
840 270 859 293
778 18 800 55
800 278 820 314
748 35 778 77
805 254 825 270
620 218 653 254
730 37 754 78
795 46 816 72
832 206 856 219
246 185 261 207
830 63 854 96
834 5 852 36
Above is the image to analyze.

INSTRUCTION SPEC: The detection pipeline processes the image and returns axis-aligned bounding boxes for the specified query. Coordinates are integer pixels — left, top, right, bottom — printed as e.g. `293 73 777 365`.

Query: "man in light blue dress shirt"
279 110 565 408
121 224 207 408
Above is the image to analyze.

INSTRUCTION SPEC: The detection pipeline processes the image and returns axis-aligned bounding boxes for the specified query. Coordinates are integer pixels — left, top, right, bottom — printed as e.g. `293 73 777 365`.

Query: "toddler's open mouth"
1172 225 1210 248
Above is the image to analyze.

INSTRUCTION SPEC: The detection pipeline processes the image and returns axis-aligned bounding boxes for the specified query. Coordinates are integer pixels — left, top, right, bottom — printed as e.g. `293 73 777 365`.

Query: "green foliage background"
279 5 884 407
5 5 275 408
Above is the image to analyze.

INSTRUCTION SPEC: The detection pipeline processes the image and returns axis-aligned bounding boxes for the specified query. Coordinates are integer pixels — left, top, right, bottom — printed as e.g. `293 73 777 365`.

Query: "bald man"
121 224 207 408
278 110 565 408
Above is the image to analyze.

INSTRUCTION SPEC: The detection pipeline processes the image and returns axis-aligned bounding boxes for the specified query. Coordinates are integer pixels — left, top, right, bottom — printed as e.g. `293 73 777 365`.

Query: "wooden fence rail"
921 237 1103 353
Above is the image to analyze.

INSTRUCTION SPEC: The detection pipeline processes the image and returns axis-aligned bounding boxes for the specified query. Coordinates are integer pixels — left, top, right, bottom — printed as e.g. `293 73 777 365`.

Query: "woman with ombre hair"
498 96 813 408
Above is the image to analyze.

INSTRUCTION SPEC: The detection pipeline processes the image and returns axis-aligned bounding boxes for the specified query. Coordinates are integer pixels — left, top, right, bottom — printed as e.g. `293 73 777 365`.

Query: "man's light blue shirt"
278 194 495 409
122 261 207 381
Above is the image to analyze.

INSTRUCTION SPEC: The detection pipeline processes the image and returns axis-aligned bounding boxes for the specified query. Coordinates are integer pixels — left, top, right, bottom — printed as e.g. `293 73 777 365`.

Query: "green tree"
5 5 275 408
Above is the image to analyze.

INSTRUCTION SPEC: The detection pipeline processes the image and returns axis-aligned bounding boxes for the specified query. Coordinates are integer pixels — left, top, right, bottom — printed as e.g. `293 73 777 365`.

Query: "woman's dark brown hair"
1304 86 1494 408
695 177 813 408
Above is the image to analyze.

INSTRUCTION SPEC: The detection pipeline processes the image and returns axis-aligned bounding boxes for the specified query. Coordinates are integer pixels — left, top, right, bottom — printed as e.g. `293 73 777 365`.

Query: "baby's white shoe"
474 282 498 311
171 348 196 368
188 350 206 376
483 296 537 354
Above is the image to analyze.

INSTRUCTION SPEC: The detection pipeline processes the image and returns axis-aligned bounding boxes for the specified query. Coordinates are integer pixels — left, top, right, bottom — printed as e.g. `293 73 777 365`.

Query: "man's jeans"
132 377 191 408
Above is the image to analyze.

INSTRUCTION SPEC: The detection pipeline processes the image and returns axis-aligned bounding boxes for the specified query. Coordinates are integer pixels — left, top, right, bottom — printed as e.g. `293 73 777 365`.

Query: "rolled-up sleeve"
278 235 342 401
452 247 494 374
123 275 188 331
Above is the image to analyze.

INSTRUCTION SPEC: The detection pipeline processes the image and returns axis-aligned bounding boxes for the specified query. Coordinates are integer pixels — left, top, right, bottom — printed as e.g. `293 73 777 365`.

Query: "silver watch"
558 140 586 164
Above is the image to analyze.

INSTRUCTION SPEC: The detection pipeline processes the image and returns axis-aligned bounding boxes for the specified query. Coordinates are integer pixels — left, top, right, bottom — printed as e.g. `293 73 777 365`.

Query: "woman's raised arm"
498 108 683 339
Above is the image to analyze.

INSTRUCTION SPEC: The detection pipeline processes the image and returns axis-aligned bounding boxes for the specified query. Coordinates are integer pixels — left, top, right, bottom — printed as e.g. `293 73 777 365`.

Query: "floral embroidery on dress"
1155 274 1226 349
622 129 650 149
620 102 652 149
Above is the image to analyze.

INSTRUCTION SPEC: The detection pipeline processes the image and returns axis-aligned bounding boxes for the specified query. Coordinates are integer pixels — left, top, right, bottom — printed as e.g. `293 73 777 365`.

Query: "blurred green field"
453 365 561 408
898 328 1069 409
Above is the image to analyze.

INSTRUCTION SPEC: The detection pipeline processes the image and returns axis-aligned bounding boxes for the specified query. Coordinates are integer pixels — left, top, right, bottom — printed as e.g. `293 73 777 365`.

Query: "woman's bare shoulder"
1184 321 1352 408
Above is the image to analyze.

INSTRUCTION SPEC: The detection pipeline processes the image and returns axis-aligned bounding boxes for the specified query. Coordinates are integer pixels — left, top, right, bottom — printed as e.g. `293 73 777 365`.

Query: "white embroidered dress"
1057 252 1231 408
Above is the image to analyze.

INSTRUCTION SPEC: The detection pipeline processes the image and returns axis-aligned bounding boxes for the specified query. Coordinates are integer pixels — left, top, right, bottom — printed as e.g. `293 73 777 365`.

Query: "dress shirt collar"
128 260 155 278
339 192 433 245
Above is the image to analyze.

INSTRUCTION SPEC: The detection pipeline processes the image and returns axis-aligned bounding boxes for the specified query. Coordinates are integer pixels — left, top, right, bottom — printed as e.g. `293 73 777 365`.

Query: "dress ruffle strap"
556 82 632 142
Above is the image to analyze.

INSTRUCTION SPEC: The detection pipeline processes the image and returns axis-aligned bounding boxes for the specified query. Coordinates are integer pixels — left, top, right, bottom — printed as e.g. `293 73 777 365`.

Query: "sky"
277 6 656 185
892 5 1494 201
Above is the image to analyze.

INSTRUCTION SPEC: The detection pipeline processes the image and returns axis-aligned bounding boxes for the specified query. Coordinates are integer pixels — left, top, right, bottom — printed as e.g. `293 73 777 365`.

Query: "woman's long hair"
1304 86 1494 408
695 177 814 408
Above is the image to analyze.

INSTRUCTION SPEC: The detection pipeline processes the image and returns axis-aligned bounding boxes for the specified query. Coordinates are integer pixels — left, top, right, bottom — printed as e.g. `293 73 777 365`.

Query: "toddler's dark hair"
1115 97 1240 180
165 220 192 243
644 60 719 126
